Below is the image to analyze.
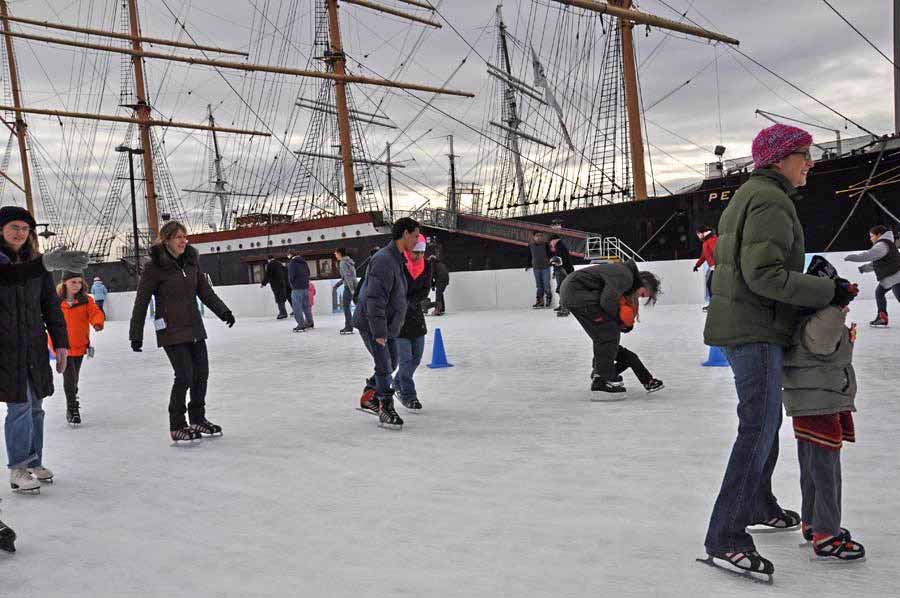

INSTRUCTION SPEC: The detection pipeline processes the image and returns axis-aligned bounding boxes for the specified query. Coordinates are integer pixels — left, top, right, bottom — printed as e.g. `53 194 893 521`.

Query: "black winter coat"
352 243 408 339
550 240 574 274
0 245 68 404
431 260 449 288
400 261 432 340
262 260 289 302
130 245 231 347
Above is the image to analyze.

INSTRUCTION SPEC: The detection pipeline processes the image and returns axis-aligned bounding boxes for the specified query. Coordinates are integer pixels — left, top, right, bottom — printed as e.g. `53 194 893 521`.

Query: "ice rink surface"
1 301 896 597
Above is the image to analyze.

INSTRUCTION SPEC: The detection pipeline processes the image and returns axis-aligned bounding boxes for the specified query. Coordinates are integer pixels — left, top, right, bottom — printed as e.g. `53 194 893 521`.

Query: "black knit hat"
62 271 84 282
0 205 37 229
807 255 838 279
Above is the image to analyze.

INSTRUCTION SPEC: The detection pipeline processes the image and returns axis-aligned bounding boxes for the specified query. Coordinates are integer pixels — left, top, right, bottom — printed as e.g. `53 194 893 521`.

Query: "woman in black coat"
129 221 234 442
394 236 432 410
0 206 69 494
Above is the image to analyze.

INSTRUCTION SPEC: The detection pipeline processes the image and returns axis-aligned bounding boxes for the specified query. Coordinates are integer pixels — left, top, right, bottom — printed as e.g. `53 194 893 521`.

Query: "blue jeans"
395 336 425 400
291 289 314 328
533 267 552 302
360 330 398 398
5 380 44 469
705 343 786 554
341 287 354 329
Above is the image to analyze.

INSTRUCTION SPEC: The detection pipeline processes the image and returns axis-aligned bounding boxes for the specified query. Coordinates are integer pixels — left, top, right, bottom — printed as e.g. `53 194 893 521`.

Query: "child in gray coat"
782 256 865 563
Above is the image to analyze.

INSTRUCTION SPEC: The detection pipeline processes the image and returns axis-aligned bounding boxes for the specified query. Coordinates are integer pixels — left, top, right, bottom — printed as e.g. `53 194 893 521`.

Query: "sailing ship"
0 0 898 290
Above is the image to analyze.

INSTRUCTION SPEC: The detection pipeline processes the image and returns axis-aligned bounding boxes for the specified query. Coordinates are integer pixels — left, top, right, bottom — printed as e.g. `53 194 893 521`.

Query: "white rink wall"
100 251 871 321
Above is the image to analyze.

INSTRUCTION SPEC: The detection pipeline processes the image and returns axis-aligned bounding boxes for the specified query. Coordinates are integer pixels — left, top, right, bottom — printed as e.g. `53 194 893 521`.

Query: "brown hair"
57 276 89 303
870 225 888 237
155 221 188 246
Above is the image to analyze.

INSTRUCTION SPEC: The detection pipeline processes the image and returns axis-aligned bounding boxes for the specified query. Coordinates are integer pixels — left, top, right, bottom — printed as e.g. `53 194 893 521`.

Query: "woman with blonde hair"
54 271 105 425
129 221 235 442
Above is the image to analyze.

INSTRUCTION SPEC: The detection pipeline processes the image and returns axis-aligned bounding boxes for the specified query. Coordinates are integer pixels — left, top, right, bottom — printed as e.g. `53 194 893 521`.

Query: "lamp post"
116 144 145 280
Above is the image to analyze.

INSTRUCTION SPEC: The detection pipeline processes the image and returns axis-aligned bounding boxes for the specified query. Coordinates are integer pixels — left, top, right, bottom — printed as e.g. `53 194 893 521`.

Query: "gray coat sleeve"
802 306 848 356
844 243 888 263
340 259 356 291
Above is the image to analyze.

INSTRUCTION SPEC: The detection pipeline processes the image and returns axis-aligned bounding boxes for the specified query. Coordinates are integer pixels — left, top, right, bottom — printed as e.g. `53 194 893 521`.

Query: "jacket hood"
343 256 355 266
877 230 895 245
150 243 198 269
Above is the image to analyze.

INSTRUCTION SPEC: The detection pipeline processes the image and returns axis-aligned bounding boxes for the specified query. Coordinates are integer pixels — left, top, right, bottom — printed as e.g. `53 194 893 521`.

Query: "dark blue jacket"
287 256 310 290
353 243 408 339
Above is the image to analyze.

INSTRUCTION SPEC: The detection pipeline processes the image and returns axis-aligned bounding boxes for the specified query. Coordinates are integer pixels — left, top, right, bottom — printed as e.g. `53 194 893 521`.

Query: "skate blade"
747 523 801 534
169 439 201 448
377 421 403 430
646 385 665 394
696 557 773 585
809 554 866 564
356 407 378 417
10 486 40 495
197 432 223 438
35 478 53 484
590 395 627 402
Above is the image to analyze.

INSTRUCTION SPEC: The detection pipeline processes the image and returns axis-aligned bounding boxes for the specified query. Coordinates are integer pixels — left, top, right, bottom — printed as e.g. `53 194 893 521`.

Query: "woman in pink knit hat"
700 124 857 581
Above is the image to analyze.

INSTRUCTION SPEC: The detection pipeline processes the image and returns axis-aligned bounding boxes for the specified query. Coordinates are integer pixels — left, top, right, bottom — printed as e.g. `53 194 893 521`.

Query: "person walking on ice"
526 231 553 309
334 248 357 334
288 252 314 332
693 226 717 311
54 271 105 425
700 124 857 582
261 255 290 320
783 255 865 563
558 260 661 394
844 224 900 327
129 221 235 442
353 217 420 429
90 276 108 313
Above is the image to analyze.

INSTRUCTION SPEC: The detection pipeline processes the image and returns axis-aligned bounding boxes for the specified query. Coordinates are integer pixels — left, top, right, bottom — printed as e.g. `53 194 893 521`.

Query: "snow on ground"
1 301 897 597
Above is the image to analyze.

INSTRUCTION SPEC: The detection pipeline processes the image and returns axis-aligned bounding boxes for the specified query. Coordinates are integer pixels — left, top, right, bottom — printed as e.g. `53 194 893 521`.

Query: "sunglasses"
790 150 812 161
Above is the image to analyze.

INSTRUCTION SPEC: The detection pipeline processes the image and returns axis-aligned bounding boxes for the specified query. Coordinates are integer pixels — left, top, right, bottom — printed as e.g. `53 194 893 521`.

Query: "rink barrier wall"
99 251 867 321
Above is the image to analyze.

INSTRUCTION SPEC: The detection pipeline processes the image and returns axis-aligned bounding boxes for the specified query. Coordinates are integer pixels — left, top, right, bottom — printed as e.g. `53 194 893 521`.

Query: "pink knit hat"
751 124 813 169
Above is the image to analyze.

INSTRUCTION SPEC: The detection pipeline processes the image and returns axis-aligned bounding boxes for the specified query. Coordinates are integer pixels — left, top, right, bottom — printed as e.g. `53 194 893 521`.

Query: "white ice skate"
9 468 40 494
27 466 54 484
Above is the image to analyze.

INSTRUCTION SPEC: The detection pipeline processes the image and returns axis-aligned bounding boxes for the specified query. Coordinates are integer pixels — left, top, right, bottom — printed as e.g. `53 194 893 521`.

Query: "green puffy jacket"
782 306 856 417
703 169 834 347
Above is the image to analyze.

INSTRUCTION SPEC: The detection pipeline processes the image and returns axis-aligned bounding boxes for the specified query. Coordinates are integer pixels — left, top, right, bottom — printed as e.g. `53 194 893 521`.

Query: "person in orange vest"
694 226 718 311
54 272 105 425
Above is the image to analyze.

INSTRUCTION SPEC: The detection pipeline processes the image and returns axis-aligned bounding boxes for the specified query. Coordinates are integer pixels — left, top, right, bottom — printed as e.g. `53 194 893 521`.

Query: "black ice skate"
870 312 889 327
697 550 774 585
339 327 355 335
801 524 849 544
66 401 81 426
378 396 403 429
398 395 422 410
747 509 801 533
532 297 545 309
170 427 200 443
0 519 16 553
191 419 223 437
292 325 307 333
591 377 626 393
811 532 866 563
644 379 664 393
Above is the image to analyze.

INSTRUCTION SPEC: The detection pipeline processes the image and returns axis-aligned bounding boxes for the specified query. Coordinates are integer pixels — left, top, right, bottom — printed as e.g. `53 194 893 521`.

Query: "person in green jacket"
700 124 858 580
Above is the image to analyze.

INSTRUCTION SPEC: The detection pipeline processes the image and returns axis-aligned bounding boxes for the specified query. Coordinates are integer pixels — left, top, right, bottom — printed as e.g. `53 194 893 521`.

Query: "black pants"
570 306 620 379
615 346 652 385
62 356 84 407
276 299 288 318
798 440 842 536
163 340 209 430
435 284 447 313
705 269 714 301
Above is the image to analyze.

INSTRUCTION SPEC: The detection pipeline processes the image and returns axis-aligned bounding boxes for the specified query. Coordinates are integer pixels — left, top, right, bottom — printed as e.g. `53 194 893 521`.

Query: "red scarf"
404 251 426 279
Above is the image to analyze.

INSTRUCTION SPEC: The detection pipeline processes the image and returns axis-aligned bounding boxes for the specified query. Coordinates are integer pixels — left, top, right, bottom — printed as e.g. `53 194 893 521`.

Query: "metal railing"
586 236 644 262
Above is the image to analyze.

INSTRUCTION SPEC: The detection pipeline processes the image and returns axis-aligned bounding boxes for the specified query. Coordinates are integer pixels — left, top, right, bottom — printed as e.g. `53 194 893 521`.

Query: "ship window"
226 245 231 251
307 260 319 279
355 230 361 236
249 263 265 284
307 236 312 242
268 240 273 245
318 258 334 278
280 239 285 244
238 244 243 249
287 238 292 243
216 246 220 252
320 234 325 240
341 232 346 237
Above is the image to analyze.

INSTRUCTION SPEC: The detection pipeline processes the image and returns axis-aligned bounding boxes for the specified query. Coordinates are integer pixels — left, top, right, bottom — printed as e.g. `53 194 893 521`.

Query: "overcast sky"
0 0 896 239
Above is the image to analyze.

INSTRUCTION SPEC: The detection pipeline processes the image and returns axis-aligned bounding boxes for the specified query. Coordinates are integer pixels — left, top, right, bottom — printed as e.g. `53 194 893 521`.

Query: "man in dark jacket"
701 124 852 577
429 254 449 315
559 261 660 393
287 253 313 332
261 255 290 319
353 217 420 428
526 232 552 308
549 235 574 317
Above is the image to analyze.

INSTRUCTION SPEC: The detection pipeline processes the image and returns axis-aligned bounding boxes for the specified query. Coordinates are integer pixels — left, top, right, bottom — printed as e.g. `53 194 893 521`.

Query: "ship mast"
895 0 900 133
497 5 529 212
0 1 33 213
550 0 738 200
207 105 229 230
325 0 358 214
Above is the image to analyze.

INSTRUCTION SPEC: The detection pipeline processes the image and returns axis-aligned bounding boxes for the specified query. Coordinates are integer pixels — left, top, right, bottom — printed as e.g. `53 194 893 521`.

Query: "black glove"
223 311 236 328
831 278 859 307
858 265 866 274
693 266 699 272
620 325 633 333
131 340 142 352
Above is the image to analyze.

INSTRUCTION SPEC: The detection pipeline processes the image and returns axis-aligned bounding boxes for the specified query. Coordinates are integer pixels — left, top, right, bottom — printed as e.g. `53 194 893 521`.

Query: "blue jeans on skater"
291 288 314 328
395 336 425 400
705 342 786 554
533 267 552 304
341 288 354 329
360 330 398 397
5 380 44 469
